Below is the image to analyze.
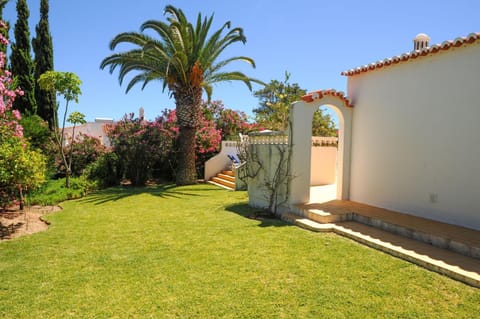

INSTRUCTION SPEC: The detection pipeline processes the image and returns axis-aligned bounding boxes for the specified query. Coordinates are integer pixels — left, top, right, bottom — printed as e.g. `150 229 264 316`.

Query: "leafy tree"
38 71 82 188
33 0 56 129
253 72 337 136
10 0 37 115
101 5 262 185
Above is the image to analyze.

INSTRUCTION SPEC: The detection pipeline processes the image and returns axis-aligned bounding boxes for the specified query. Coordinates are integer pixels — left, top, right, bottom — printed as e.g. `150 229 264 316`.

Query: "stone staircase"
208 170 235 190
281 200 480 287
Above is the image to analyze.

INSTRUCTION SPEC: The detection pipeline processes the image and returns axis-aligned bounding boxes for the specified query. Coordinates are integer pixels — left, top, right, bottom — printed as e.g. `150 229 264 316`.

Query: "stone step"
217 173 235 183
210 176 235 190
222 170 235 177
306 208 352 223
296 201 480 260
281 213 480 288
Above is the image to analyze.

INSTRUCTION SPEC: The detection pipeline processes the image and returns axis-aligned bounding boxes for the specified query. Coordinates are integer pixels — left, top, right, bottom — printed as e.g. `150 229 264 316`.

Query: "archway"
288 90 353 206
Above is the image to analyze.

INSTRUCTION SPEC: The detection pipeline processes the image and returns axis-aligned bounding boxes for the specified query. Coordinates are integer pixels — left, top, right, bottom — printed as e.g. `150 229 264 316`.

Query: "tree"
37 71 82 188
253 72 337 136
33 0 56 129
100 5 262 185
0 0 10 58
10 0 37 115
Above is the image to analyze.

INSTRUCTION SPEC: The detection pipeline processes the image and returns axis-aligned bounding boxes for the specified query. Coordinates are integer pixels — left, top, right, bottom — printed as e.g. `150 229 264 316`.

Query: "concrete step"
297 201 480 260
306 208 352 223
281 213 480 288
210 176 235 190
217 173 235 183
222 170 235 177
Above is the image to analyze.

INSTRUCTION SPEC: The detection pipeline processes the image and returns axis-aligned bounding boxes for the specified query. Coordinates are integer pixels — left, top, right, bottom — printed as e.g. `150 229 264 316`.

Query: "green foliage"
56 133 107 178
0 135 46 209
67 110 86 125
100 5 263 185
83 152 121 189
19 114 52 150
38 71 82 188
10 0 37 115
38 71 82 103
254 71 337 136
27 177 96 206
253 72 305 132
0 185 479 317
33 0 56 129
105 113 175 186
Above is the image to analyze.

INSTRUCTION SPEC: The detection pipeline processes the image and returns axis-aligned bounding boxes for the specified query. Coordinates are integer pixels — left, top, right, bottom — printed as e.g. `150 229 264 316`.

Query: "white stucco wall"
348 43 480 230
310 146 337 185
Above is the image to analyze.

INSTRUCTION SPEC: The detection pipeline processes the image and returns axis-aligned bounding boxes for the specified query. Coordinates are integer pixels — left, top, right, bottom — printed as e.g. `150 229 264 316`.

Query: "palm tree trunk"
175 87 201 185
176 126 197 185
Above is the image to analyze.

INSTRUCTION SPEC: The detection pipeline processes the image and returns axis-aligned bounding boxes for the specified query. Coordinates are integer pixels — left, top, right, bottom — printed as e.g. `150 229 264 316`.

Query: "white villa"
233 31 480 232
62 118 113 147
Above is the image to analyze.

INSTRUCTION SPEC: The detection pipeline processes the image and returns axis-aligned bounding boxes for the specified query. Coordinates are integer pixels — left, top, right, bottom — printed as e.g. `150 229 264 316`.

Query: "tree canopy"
10 0 37 115
101 5 262 185
253 72 337 136
33 0 56 129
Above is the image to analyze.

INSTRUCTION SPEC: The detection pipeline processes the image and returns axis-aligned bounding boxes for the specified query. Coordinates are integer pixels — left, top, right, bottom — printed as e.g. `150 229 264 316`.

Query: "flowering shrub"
0 22 46 209
202 100 258 140
105 113 175 185
54 133 107 177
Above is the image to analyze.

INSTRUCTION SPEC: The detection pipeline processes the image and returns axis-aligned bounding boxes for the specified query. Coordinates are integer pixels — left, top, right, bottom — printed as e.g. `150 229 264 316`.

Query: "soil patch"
0 205 61 241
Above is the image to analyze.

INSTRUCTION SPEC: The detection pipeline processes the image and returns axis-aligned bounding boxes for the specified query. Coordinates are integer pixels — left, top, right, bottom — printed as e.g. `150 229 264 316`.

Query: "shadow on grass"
80 183 225 205
225 203 290 228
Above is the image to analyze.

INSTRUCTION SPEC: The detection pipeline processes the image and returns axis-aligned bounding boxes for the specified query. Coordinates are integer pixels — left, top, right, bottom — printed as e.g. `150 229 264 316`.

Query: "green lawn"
0 184 478 318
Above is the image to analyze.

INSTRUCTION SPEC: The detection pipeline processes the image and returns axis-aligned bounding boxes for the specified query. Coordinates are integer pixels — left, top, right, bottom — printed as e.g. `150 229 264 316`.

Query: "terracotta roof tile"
341 32 480 76
301 89 353 108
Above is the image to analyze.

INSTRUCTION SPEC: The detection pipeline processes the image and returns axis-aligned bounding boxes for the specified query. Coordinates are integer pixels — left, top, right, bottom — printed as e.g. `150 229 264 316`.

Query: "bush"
53 133 107 178
84 152 121 189
27 177 97 206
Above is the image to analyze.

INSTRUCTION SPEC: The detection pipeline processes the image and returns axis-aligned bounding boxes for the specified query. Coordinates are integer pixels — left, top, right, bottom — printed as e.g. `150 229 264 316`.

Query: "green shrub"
83 152 121 189
27 177 97 206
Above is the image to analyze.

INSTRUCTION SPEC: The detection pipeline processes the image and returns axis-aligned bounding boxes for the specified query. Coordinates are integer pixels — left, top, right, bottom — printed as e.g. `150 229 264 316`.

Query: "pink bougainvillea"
0 31 24 138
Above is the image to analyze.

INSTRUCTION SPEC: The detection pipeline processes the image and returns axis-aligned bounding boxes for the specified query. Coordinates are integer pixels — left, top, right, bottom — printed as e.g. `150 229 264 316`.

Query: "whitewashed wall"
246 133 290 214
311 146 337 185
204 141 239 181
348 44 480 230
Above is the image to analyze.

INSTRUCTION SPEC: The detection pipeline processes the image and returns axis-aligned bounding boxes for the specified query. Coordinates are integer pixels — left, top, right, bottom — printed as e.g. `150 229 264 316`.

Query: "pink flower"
12 109 21 120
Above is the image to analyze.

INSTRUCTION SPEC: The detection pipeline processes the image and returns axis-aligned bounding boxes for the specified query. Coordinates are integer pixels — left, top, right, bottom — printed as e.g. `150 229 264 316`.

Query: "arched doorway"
310 105 340 203
288 90 353 206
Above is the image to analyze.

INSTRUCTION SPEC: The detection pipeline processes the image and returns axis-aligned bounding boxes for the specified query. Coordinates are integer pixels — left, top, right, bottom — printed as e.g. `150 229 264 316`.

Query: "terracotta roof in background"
301 89 353 107
341 32 480 76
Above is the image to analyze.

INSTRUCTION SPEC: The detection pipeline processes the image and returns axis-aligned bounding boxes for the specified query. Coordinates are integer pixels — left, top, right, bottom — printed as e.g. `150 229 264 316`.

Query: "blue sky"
3 0 480 123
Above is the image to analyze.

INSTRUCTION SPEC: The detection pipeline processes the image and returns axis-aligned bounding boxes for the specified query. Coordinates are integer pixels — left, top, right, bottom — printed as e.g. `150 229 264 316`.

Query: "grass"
0 184 479 318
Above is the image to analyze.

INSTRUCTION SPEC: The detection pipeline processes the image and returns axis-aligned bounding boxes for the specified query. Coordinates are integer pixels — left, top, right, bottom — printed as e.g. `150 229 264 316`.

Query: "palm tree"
100 5 261 185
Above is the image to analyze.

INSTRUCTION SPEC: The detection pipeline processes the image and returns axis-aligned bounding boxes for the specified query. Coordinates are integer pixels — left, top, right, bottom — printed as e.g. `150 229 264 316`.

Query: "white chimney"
139 107 145 120
413 33 430 51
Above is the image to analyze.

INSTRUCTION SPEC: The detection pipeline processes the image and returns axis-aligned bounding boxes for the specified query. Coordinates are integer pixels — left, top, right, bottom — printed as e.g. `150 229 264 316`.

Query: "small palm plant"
101 5 262 185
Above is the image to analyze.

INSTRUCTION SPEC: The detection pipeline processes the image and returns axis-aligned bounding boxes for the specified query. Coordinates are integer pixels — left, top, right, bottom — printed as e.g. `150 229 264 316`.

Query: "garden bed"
0 205 61 240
